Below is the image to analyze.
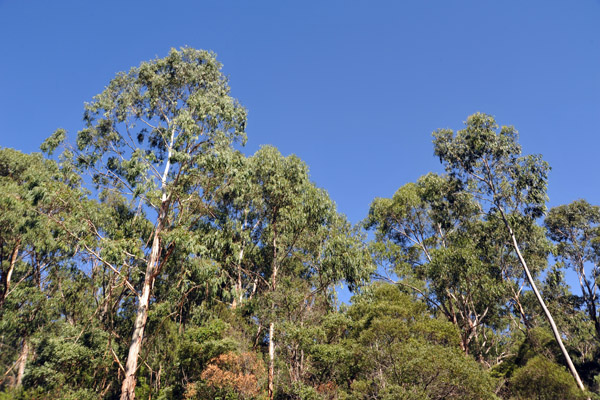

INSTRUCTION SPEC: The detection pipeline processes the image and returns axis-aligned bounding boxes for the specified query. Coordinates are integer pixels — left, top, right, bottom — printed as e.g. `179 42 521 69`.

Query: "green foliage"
53 47 250 398
74 47 246 202
23 324 109 390
546 200 600 341
40 128 66 156
510 355 587 400
13 388 99 400
0 148 94 392
366 171 514 362
433 113 549 219
4 52 600 400
331 284 498 399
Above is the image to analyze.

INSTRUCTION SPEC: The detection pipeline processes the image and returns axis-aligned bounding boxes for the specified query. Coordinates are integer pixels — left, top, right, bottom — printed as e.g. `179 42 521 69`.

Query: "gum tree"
243 146 370 399
200 146 371 399
366 173 510 361
53 48 247 399
0 149 83 388
432 113 586 392
545 200 600 341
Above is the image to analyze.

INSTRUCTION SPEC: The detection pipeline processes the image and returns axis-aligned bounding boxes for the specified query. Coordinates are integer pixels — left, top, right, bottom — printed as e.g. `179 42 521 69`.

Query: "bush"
510 355 587 400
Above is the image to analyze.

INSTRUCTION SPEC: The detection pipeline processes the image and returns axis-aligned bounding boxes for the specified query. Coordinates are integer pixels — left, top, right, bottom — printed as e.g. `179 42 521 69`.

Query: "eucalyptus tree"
51 48 247 399
0 148 84 389
432 113 586 392
367 173 511 361
221 146 371 399
0 148 139 396
545 200 600 341
195 149 260 310
274 211 369 390
0 149 75 312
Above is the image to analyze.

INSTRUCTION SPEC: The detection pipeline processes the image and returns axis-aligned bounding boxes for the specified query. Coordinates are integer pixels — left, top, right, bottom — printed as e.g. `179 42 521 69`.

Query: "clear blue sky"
1 0 599 226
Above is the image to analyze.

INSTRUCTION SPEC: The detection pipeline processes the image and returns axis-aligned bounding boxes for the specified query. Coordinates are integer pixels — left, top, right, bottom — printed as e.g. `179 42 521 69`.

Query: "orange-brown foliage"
199 352 267 399
316 381 338 400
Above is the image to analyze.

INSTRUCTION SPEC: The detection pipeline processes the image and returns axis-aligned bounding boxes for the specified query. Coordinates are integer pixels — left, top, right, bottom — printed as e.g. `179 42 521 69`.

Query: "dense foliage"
1 49 599 399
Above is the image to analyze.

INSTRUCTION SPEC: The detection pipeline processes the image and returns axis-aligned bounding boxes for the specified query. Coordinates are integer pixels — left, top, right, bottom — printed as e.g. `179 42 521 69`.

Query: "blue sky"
1 0 598 227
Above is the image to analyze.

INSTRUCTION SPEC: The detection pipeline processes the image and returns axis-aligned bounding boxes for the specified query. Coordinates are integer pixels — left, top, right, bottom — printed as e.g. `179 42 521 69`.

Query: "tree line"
0 48 599 400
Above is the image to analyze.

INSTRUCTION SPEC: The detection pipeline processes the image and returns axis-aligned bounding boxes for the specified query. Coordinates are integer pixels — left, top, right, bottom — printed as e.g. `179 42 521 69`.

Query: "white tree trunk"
501 210 586 393
119 227 162 400
0 240 20 309
120 131 174 400
15 338 28 387
268 236 278 400
268 321 275 400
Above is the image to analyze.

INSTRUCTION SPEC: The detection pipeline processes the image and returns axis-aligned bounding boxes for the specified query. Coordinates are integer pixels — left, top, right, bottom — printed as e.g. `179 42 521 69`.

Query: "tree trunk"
119 227 161 400
120 131 174 400
0 240 20 310
500 210 586 393
510 285 531 330
268 321 275 400
232 247 245 309
268 235 277 400
120 198 169 399
15 338 28 388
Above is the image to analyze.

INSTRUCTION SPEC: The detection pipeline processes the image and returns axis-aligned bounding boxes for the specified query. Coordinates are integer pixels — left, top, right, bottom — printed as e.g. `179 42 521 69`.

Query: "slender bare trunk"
511 286 531 330
120 129 175 400
232 247 245 309
268 235 277 400
237 254 243 306
0 240 20 309
300 348 304 379
15 338 28 387
268 321 275 400
120 227 161 400
500 209 586 393
249 277 258 300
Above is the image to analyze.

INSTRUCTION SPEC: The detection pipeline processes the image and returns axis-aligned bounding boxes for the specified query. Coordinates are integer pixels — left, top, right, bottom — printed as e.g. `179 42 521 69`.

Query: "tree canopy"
0 51 598 400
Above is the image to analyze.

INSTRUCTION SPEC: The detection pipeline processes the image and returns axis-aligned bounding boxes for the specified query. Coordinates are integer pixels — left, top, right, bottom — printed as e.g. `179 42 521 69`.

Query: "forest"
0 48 599 400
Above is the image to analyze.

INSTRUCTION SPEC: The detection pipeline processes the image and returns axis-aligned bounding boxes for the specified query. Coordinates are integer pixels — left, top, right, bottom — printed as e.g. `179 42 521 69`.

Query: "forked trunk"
120 131 174 400
511 286 531 330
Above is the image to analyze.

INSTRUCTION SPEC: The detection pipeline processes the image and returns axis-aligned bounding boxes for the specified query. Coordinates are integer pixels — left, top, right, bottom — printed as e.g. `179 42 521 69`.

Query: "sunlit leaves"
433 112 549 219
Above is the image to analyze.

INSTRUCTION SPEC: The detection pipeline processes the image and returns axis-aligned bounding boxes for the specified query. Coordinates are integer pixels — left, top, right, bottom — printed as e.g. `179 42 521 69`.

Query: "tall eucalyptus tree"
367 173 511 361
243 146 370 399
51 48 247 399
0 148 96 391
201 146 371 399
433 113 586 392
